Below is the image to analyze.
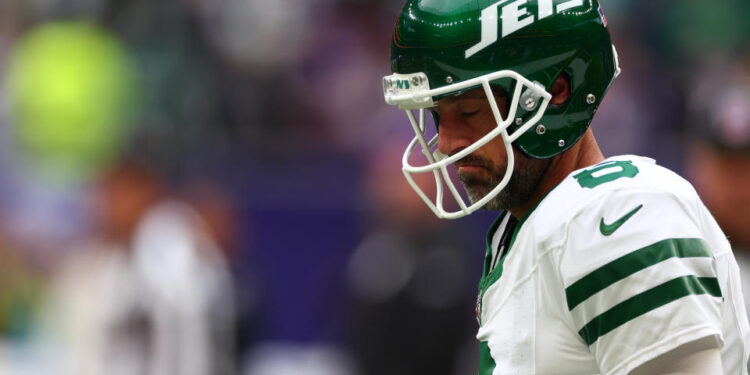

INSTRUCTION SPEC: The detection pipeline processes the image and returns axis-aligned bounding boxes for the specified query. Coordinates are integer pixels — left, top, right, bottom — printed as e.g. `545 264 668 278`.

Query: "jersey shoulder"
527 155 704 243
526 154 716 285
526 155 726 375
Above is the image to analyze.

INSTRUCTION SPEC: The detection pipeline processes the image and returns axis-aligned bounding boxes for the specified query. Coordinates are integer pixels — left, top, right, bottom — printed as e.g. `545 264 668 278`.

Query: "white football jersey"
476 155 750 375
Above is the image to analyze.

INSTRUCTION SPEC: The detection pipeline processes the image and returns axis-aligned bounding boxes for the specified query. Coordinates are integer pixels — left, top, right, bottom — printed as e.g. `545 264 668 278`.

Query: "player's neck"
509 129 604 220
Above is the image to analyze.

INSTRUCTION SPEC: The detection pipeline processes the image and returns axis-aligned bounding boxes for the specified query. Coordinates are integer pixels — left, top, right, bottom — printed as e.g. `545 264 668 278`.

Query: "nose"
437 114 474 156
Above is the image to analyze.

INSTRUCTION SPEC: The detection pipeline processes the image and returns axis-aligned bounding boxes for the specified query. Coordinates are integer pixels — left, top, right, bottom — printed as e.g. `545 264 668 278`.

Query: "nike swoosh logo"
600 204 643 236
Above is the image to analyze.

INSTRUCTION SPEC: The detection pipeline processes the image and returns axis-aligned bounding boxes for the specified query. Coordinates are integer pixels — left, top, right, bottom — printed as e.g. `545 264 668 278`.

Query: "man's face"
435 87 550 211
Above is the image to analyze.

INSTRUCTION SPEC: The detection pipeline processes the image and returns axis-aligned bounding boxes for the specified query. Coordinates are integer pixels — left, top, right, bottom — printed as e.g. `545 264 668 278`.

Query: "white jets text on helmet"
466 0 584 58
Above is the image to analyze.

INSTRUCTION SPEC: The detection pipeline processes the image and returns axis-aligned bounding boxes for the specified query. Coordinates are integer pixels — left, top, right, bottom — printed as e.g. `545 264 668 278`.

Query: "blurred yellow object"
6 21 139 183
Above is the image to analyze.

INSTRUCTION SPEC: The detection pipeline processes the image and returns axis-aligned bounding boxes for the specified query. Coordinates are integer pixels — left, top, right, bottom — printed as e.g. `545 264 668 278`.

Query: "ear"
549 73 571 106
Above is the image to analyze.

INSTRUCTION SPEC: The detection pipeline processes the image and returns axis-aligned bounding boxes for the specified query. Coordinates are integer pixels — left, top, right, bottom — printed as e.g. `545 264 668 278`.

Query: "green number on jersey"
573 160 639 189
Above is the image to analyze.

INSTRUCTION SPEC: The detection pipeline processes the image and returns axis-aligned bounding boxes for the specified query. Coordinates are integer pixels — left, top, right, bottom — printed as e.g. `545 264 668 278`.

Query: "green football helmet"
383 0 621 219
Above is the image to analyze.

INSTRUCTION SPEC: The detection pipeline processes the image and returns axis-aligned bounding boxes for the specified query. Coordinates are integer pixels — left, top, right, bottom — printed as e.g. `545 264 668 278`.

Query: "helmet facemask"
383 70 551 219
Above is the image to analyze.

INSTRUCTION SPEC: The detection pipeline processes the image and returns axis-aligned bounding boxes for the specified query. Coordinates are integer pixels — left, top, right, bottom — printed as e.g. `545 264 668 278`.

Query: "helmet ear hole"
549 73 571 106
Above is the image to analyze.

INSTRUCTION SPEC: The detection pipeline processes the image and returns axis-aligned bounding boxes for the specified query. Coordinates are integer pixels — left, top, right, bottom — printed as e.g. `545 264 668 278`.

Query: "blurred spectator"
685 59 750 313
345 138 480 375
0 244 42 341
47 160 236 375
0 234 48 373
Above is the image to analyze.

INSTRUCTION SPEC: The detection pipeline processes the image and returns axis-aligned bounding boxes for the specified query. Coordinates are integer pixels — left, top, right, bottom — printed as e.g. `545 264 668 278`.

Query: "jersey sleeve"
558 187 724 375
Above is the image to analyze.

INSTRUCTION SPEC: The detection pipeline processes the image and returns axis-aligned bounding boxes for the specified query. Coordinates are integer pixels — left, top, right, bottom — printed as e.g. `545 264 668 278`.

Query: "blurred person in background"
685 59 750 315
346 137 479 375
0 232 49 374
48 160 163 375
0 4 250 373
49 159 236 375
382 0 749 373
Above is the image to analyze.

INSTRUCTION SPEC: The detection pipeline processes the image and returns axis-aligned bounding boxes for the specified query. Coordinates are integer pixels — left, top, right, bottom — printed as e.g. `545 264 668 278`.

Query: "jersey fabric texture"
475 155 750 375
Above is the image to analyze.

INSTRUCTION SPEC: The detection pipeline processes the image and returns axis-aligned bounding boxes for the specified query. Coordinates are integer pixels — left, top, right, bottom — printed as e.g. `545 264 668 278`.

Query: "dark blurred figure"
0 232 46 365
183 180 256 372
685 59 750 313
346 139 480 375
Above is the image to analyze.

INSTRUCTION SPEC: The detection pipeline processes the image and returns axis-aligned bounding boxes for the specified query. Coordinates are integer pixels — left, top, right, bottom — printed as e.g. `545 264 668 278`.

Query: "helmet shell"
390 0 618 158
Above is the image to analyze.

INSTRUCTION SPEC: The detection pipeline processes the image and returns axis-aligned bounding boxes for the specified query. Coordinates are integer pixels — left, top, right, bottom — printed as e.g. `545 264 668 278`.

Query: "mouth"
456 164 486 174
454 154 492 176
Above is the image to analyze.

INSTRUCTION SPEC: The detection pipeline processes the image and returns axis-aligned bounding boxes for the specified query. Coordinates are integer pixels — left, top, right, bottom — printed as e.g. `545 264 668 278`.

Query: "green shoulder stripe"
565 238 712 310
578 276 721 346
478 341 495 375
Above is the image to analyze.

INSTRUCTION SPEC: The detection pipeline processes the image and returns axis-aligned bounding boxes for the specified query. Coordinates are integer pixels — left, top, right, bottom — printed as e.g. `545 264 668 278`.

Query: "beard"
457 149 551 211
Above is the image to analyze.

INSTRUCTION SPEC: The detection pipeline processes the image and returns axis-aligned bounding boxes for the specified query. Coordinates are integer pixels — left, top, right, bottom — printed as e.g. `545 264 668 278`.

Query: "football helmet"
383 0 621 219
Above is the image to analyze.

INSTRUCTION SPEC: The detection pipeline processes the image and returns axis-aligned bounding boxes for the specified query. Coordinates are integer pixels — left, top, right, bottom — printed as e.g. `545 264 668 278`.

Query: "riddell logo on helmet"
465 0 584 58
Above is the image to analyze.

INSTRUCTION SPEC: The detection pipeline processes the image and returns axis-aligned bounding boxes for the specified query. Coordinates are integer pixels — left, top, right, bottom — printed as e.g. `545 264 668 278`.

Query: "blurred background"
0 0 748 374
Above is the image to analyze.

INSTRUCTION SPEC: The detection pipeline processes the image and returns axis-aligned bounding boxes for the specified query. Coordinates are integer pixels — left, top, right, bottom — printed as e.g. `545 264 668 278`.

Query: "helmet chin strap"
398 73 550 219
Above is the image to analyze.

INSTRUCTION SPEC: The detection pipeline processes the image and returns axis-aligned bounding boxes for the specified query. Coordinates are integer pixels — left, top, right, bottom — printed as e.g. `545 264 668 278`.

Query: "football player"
382 0 750 373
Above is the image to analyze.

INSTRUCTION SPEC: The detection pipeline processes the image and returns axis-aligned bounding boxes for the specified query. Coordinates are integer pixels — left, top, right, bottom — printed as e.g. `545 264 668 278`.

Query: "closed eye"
461 110 480 117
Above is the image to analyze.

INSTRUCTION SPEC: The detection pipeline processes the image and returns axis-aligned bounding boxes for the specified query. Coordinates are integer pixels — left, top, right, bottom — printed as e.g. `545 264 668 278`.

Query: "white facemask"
383 70 551 219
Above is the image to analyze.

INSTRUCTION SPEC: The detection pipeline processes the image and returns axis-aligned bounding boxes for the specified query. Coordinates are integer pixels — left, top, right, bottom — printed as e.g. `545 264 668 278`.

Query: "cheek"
479 132 511 168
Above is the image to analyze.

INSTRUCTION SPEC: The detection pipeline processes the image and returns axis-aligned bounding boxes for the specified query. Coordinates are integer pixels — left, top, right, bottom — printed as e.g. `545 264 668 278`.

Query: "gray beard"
458 152 550 211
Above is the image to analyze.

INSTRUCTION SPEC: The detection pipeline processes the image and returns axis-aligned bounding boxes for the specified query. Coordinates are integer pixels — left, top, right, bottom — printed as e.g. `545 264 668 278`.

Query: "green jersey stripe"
578 276 722 346
566 238 711 310
478 341 495 375
569 257 716 325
